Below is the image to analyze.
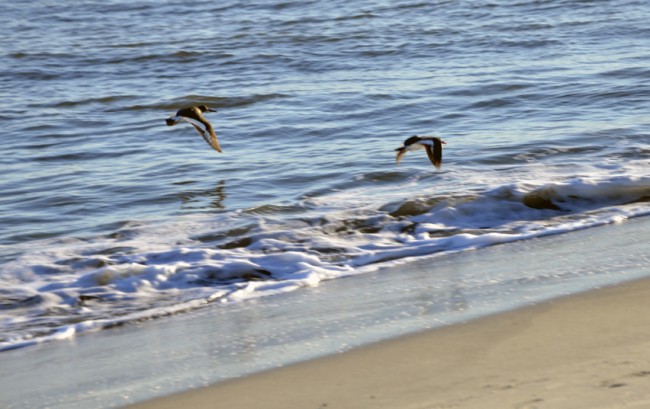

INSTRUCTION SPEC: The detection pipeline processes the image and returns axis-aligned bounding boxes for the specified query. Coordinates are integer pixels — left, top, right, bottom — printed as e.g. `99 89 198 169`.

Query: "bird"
395 135 446 169
166 105 222 153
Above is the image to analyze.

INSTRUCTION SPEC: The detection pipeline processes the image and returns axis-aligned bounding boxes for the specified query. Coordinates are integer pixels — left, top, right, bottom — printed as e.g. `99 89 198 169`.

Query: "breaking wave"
2 173 649 351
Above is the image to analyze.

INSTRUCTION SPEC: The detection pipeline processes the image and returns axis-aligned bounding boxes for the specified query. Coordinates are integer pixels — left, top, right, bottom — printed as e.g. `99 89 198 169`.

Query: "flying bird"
166 105 222 153
395 135 446 169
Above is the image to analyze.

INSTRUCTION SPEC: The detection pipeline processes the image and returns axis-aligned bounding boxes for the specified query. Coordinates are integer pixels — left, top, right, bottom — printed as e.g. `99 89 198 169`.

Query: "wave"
523 178 650 210
114 93 291 112
2 173 649 351
48 95 139 108
26 92 290 113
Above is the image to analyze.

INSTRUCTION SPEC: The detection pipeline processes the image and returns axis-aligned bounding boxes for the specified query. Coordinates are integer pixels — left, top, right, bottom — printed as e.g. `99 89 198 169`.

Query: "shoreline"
129 276 650 409
1 216 649 408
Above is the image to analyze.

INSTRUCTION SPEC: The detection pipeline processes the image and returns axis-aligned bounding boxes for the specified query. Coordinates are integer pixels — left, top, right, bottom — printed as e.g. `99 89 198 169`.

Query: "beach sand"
130 276 650 409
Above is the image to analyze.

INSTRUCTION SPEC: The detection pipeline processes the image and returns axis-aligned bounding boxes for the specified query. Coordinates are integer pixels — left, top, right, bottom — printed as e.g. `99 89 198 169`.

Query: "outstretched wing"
395 148 406 164
424 138 443 169
203 123 223 153
187 121 222 153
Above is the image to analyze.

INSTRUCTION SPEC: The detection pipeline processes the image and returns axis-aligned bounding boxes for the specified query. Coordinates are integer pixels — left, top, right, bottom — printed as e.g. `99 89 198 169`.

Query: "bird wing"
203 123 223 153
182 116 222 153
190 111 222 153
424 138 443 169
395 148 406 164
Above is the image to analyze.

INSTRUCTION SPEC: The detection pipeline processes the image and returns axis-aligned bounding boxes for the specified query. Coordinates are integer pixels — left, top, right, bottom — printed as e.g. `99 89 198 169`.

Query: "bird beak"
208 108 217 112
441 140 447 144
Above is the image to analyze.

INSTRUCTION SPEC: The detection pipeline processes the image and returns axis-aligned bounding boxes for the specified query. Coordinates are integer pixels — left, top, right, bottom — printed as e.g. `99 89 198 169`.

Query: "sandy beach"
130 276 650 409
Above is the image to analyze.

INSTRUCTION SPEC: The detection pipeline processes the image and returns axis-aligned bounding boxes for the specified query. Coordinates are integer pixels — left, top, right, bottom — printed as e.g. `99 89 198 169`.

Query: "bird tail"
395 147 406 164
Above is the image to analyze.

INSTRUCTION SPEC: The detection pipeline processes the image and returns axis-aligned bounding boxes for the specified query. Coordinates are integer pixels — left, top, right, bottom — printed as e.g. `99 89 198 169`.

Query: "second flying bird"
395 135 446 169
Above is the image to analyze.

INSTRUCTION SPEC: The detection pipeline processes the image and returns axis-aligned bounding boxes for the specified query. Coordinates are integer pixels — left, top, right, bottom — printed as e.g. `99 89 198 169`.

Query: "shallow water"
1 0 650 350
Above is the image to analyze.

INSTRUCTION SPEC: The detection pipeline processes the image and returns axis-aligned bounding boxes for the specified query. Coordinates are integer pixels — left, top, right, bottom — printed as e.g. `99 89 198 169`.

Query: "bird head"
198 105 216 113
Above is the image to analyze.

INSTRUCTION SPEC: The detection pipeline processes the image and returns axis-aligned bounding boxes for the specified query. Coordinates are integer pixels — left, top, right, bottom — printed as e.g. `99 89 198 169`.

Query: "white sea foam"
2 167 649 351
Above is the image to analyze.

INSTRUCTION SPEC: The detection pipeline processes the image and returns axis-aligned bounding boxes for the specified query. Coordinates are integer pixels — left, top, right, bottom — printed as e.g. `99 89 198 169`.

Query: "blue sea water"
1 0 650 352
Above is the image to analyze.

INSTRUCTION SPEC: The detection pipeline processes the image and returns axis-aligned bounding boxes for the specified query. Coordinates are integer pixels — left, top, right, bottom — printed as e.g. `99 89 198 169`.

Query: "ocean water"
1 0 650 351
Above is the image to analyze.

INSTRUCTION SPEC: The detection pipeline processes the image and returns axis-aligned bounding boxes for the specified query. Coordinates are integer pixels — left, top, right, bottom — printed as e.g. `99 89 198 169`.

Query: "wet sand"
130 276 650 409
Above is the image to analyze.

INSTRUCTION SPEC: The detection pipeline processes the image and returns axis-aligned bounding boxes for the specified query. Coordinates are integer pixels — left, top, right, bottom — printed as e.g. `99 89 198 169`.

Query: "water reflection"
179 179 227 210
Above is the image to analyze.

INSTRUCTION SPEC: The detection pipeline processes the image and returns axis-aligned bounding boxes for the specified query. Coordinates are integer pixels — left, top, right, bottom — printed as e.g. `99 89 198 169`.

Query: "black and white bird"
395 135 446 169
166 105 222 153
